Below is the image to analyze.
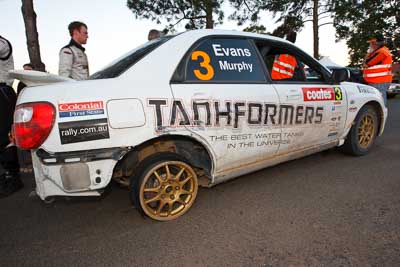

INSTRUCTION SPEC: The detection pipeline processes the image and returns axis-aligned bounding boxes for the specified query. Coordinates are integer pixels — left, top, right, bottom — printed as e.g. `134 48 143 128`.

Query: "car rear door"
169 36 282 174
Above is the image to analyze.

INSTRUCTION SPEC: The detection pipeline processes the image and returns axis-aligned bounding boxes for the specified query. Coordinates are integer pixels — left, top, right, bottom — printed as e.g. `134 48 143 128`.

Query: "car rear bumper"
32 147 128 200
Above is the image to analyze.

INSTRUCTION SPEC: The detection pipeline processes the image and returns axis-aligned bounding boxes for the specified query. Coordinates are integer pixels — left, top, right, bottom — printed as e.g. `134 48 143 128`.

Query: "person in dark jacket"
0 35 23 197
17 63 33 95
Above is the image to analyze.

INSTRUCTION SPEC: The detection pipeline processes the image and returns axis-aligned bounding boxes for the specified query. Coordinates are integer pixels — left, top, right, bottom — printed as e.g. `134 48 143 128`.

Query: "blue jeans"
370 82 390 106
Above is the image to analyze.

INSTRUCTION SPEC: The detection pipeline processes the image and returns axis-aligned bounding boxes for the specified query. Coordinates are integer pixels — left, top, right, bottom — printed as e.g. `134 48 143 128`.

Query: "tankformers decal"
148 99 324 130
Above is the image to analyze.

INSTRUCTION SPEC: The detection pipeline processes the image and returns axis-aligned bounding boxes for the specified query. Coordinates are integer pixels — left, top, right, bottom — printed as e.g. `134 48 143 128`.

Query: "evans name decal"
212 44 253 73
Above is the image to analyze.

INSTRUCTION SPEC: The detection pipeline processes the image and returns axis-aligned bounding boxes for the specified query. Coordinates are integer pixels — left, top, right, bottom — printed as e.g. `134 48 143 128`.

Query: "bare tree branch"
318 15 331 21
318 10 332 16
318 22 334 27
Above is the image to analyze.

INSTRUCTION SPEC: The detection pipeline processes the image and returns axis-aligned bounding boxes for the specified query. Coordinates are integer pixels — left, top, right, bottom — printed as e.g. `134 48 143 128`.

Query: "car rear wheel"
342 105 378 156
130 153 198 221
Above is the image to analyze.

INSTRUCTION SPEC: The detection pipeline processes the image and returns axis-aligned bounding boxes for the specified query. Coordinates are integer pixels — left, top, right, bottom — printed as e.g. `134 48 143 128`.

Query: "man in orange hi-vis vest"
363 33 392 106
271 31 297 80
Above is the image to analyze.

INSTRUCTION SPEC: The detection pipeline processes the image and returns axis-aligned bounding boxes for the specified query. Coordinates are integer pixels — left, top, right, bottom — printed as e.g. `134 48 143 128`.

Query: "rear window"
184 38 265 82
90 36 174 79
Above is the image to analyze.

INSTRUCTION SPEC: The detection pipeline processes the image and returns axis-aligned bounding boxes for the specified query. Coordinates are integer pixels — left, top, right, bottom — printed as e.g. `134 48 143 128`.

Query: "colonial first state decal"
58 101 104 118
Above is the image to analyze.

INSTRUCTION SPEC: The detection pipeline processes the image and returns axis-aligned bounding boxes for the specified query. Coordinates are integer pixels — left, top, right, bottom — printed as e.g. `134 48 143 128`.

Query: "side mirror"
331 68 350 84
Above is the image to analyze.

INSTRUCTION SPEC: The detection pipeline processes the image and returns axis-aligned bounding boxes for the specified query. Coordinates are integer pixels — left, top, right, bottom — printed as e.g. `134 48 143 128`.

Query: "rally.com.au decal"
58 118 109 144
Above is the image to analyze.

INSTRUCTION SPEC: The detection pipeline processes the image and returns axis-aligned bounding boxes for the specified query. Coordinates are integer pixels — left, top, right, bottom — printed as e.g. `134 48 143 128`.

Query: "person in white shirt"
59 21 89 80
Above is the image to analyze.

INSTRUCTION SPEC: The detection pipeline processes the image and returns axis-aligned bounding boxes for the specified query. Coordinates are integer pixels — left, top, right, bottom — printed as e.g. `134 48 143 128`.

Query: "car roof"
169 29 292 45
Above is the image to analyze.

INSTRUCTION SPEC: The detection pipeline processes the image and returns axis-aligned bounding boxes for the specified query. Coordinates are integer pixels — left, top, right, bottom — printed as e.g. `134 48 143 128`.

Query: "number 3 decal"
191 51 214 81
334 87 343 101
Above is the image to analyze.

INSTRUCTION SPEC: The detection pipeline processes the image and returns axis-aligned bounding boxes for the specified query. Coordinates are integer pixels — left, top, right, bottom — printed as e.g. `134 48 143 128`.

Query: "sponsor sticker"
58 101 104 118
58 118 110 144
357 86 375 94
349 107 358 112
148 98 324 130
302 87 335 101
187 39 264 82
334 87 343 101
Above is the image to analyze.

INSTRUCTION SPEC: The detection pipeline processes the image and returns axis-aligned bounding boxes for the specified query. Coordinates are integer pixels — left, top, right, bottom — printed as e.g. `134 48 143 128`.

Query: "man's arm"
58 48 73 78
365 50 386 67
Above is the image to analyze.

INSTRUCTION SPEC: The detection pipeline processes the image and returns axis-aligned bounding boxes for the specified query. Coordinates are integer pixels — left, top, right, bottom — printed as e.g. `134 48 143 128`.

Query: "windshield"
90 36 174 79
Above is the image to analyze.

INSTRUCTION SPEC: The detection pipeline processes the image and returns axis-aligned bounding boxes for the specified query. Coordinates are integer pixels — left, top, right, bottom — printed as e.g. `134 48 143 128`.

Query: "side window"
258 45 326 83
185 38 265 82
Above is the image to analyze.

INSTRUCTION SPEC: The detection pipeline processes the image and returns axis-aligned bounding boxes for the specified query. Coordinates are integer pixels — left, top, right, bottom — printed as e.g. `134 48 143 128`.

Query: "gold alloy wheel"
139 161 198 221
357 114 375 149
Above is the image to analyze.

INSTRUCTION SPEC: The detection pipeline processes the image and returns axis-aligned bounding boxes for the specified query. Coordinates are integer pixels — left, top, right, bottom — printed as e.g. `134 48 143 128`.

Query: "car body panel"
14 29 387 200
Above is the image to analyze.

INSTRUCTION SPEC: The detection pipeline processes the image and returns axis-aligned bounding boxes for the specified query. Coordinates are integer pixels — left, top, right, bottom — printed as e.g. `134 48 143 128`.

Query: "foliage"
126 0 224 31
230 0 332 32
332 0 399 67
242 24 267 34
229 0 334 58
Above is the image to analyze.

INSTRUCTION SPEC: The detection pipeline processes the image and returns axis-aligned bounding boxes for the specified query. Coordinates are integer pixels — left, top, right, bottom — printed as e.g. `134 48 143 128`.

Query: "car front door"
169 37 282 175
254 40 347 155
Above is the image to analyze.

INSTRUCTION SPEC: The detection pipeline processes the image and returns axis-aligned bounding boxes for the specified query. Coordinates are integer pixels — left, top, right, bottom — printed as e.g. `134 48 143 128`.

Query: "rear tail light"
13 102 55 150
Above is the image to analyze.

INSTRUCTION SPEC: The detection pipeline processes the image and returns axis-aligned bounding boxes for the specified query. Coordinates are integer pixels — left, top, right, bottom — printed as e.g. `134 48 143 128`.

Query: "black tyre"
130 152 198 221
341 105 379 156
387 93 396 99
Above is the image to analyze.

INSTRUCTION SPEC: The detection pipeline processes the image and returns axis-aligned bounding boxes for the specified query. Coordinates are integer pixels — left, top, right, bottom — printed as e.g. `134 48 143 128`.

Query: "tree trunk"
21 0 45 71
313 0 319 59
205 0 213 29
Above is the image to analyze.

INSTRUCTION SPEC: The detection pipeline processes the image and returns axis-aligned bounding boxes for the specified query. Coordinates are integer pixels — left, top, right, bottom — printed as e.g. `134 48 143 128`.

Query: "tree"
126 0 225 31
229 0 335 59
332 0 399 67
21 0 45 71
243 24 267 34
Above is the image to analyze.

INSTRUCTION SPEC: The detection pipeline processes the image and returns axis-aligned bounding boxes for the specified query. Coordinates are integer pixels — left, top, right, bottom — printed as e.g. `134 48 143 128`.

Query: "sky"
1 0 349 74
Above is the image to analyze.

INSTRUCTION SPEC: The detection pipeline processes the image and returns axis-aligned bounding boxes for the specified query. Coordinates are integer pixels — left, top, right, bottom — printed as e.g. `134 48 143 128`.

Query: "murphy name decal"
212 44 253 73
148 99 324 130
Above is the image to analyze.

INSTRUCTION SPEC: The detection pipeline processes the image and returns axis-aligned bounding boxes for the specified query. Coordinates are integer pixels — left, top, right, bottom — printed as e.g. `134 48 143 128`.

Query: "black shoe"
0 172 23 198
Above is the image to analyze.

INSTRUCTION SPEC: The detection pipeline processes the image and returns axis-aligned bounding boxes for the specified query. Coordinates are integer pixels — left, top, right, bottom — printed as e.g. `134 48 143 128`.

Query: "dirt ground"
1 98 399 267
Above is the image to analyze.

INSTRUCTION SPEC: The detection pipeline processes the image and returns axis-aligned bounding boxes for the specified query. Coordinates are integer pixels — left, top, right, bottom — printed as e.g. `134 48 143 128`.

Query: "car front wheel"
342 105 379 156
387 93 396 99
131 153 198 221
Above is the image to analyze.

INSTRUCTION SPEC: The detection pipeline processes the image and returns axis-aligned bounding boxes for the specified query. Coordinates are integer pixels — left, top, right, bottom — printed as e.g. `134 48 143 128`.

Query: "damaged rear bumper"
32 147 128 200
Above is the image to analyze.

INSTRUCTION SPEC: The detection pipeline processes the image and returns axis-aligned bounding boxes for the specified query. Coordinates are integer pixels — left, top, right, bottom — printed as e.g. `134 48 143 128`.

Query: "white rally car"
12 30 387 221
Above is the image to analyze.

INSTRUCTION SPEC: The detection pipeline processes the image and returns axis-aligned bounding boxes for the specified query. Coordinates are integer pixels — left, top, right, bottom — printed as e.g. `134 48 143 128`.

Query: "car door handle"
193 92 207 97
286 94 301 100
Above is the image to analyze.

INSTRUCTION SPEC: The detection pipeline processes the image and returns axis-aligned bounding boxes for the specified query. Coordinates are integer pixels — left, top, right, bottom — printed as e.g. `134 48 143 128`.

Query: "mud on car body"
12 30 387 221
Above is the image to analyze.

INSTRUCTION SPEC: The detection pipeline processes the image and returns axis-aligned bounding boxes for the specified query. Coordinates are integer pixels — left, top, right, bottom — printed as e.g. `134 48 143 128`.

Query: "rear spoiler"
9 70 74 87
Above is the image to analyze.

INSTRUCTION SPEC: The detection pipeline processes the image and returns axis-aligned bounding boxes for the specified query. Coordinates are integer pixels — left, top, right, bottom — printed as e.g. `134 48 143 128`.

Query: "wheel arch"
112 134 215 187
362 100 385 136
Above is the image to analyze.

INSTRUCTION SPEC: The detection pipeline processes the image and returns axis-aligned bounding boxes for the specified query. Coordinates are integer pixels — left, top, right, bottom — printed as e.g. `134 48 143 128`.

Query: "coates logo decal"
58 101 104 118
302 88 335 102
